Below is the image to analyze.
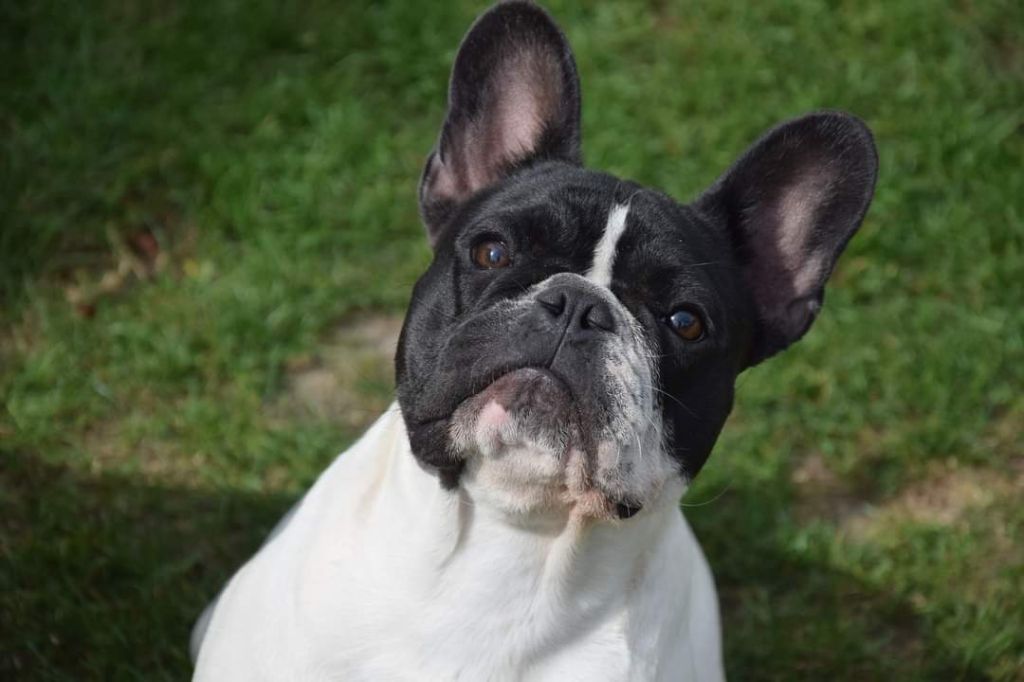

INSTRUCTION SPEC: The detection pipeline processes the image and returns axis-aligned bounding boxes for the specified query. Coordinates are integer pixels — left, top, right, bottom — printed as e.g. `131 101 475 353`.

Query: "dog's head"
395 2 877 520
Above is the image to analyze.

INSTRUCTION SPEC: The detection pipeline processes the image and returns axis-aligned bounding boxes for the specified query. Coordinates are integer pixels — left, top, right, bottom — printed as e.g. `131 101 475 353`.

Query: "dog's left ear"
697 111 878 367
419 1 582 245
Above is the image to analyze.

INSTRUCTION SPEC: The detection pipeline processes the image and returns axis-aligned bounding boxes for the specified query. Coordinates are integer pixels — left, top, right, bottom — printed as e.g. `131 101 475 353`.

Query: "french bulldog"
191 2 877 680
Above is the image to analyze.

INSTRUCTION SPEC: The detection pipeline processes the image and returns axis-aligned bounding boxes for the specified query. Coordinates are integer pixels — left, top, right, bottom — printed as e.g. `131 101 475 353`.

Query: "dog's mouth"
449 366 585 453
446 366 646 520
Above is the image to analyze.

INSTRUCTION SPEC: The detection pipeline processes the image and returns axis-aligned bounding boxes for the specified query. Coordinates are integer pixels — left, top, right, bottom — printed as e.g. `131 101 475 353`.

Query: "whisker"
647 384 701 420
637 349 673 361
680 480 733 508
632 427 644 463
679 260 728 269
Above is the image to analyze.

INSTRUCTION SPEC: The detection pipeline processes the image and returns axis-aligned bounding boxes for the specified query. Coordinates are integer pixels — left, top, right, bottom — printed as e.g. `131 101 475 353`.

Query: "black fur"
397 1 877 486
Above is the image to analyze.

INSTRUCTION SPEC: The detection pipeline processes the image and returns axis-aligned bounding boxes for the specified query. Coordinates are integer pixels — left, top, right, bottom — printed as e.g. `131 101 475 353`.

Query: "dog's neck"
333 407 689 628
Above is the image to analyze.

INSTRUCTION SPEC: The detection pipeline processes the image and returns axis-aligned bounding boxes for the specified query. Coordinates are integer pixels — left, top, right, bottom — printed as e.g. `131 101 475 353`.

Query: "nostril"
582 302 615 332
537 290 567 317
615 501 642 519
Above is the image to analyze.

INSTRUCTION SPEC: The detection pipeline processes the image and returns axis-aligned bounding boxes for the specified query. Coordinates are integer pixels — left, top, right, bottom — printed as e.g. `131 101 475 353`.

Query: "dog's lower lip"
485 365 577 403
408 366 570 427
505 366 568 389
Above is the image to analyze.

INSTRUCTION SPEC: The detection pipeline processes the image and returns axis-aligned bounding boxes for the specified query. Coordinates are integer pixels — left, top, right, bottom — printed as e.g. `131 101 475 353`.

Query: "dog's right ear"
419 1 582 246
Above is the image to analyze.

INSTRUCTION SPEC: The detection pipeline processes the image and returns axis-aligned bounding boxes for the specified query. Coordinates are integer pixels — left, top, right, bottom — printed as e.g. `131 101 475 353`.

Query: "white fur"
192 407 724 681
586 203 631 287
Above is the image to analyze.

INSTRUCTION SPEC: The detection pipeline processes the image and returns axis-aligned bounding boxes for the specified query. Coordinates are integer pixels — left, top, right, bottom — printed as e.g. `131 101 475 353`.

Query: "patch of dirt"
839 462 1024 541
981 400 1024 459
790 453 872 524
79 412 210 486
269 313 404 430
791 448 1024 541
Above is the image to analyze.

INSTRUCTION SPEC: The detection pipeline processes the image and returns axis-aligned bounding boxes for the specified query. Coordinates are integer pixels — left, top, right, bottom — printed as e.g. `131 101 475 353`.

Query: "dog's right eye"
471 240 512 269
666 308 705 341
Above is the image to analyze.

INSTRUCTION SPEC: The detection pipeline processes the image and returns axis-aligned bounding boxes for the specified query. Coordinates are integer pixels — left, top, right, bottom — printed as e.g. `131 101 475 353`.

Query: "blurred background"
2 0 1022 679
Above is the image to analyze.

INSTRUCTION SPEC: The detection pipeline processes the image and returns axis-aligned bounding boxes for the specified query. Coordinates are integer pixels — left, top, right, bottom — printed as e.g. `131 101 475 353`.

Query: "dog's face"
395 2 877 520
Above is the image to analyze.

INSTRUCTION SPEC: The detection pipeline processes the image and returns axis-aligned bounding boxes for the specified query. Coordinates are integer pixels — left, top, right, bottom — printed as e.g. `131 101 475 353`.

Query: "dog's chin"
450 367 580 454
448 367 622 520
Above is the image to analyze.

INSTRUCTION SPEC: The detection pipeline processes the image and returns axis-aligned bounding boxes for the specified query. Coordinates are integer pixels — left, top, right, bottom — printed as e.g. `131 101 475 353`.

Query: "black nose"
535 285 616 333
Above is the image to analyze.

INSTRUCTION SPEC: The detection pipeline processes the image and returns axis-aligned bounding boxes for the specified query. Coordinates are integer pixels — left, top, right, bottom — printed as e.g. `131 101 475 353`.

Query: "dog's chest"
296 500 652 679
313 578 636 681
195 413 710 681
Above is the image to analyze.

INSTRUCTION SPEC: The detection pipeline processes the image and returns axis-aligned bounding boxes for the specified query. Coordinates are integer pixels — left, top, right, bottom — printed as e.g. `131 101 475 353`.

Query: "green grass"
2 0 1022 679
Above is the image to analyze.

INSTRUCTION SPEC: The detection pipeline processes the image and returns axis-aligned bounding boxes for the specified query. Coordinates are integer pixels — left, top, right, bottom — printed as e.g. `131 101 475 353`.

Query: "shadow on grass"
690 479 991 681
1 450 295 681
1 447 993 681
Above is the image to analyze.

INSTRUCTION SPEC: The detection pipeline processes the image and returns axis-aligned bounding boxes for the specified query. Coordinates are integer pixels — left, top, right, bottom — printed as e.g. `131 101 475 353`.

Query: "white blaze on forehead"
586 203 630 287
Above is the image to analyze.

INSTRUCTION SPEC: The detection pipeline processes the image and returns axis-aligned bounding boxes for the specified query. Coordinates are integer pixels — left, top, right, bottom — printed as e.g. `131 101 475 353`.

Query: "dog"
190 2 877 679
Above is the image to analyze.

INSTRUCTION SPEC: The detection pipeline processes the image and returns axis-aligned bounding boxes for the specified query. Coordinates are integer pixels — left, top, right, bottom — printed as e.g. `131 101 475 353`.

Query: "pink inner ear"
750 169 837 316
765 173 835 278
491 50 560 164
431 46 564 204
776 172 834 291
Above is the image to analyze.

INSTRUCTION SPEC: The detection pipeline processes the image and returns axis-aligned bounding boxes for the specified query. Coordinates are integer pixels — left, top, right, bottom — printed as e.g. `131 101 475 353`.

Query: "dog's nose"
535 286 616 333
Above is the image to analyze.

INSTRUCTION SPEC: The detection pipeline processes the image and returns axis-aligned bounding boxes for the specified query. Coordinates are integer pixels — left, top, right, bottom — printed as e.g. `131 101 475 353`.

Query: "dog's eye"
667 308 704 341
471 240 512 269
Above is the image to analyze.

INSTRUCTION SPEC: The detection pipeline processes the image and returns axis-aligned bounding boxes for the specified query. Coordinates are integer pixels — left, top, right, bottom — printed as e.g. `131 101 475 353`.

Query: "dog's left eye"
666 308 705 341
471 240 512 269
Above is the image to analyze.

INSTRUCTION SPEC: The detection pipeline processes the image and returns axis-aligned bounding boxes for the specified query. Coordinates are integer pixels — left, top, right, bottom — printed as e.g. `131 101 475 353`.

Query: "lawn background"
2 0 1022 679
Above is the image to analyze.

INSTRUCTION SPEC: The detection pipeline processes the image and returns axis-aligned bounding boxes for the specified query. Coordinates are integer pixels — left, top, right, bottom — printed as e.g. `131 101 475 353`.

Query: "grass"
1 0 1022 679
